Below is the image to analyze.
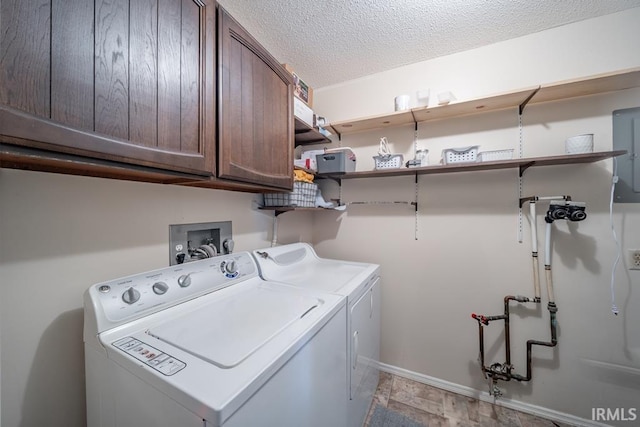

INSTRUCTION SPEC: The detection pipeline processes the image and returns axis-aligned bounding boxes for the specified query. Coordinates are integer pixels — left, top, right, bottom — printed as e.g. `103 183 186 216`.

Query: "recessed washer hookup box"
316 149 356 174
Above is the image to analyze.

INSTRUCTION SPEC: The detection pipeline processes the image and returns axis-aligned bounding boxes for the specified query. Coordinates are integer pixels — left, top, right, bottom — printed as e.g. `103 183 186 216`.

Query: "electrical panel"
613 107 640 203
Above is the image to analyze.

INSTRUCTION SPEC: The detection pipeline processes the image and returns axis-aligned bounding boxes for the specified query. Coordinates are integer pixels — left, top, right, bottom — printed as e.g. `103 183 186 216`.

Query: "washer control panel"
113 337 186 376
91 252 257 323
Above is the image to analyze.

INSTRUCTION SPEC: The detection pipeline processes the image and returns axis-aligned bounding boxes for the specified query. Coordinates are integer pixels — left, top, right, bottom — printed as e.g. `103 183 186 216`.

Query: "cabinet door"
0 0 216 176
218 6 294 190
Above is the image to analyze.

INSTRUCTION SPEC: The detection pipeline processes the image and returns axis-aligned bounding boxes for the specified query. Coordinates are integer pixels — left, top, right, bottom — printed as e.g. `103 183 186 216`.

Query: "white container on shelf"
565 134 594 154
437 91 456 105
416 89 430 107
442 146 479 164
415 148 429 166
294 97 314 127
394 95 410 111
477 149 514 162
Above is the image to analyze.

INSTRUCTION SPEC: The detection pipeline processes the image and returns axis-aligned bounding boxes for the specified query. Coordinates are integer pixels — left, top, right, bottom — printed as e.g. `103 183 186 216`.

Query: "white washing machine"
83 251 348 427
251 243 380 427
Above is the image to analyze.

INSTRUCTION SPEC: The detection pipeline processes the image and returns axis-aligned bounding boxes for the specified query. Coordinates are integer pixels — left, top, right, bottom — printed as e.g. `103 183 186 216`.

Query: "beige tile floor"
365 372 575 427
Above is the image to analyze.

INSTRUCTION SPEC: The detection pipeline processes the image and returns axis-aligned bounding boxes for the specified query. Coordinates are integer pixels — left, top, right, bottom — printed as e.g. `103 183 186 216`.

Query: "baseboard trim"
378 362 611 427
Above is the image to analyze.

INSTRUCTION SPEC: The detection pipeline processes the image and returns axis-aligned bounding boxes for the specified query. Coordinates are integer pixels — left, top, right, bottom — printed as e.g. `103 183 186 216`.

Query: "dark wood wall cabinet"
0 1 294 191
217 6 294 190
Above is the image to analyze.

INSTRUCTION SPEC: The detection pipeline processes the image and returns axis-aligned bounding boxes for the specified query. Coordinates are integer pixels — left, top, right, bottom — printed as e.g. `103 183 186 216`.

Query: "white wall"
0 169 310 427
316 8 640 122
312 7 640 425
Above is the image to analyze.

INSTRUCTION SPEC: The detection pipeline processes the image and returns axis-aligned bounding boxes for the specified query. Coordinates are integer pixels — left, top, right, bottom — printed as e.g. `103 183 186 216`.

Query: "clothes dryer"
252 243 381 427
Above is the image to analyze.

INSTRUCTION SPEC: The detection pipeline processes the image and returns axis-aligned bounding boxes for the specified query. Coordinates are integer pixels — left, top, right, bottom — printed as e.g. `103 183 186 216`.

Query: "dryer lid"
254 243 369 293
147 283 323 369
269 262 367 292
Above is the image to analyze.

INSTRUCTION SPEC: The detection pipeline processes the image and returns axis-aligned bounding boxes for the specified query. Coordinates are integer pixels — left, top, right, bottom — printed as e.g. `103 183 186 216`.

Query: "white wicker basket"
373 154 404 169
442 146 479 164
263 182 317 207
477 149 514 162
565 134 594 154
373 137 404 169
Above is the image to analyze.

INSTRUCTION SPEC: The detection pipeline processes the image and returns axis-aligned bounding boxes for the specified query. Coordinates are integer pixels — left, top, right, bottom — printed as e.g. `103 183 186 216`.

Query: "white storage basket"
263 182 317 207
373 154 404 169
565 134 594 154
442 146 479 164
477 149 514 162
374 137 404 169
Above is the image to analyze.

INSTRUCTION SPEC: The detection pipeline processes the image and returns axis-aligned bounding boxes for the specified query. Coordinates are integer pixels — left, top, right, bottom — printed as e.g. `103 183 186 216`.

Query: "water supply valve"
545 201 587 223
471 313 489 325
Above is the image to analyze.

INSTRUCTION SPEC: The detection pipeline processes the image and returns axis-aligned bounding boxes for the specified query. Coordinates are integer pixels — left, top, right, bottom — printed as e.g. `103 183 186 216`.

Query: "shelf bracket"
518 87 540 115
518 196 536 208
518 161 535 177
411 111 419 130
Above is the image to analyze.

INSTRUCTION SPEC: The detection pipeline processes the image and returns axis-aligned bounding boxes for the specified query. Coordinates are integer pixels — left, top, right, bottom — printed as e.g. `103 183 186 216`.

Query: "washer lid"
147 283 322 369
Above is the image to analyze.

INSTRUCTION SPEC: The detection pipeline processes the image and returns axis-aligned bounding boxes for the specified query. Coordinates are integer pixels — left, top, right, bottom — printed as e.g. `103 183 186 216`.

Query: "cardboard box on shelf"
294 97 314 128
283 64 313 107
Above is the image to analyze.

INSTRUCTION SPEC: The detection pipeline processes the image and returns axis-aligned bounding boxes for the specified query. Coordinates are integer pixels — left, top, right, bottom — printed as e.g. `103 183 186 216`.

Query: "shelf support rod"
413 124 419 240
347 201 415 206
414 172 419 240
517 105 528 243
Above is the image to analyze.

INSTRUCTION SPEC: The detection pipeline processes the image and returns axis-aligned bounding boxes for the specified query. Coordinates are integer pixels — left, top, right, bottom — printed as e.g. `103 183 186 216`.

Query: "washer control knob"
122 287 140 305
152 281 169 295
225 260 237 275
177 274 191 288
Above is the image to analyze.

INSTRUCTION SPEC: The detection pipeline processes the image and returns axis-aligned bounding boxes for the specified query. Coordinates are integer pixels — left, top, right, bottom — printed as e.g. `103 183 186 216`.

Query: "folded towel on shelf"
294 169 314 183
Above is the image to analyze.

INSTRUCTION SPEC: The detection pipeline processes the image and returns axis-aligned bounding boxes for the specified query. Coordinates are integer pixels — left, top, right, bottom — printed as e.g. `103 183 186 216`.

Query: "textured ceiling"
217 0 640 89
